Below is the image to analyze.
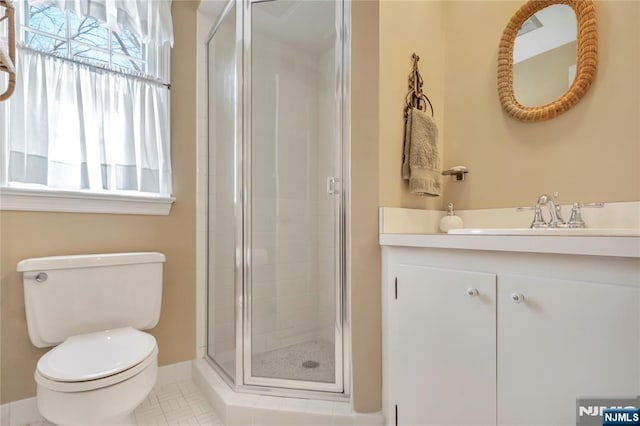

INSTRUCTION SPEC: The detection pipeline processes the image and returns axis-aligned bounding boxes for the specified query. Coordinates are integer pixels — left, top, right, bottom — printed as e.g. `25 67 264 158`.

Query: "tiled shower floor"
252 340 335 383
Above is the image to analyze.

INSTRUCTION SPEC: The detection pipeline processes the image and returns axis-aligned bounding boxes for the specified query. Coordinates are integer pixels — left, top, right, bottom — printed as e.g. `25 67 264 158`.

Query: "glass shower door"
206 2 241 382
245 0 344 392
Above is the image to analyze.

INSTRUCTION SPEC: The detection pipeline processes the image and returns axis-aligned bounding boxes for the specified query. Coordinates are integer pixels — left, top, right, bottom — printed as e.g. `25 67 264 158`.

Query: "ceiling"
252 1 337 54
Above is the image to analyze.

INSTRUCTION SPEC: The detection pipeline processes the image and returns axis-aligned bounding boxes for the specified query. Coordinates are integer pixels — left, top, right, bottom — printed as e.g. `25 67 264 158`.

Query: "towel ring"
404 53 434 118
405 91 434 118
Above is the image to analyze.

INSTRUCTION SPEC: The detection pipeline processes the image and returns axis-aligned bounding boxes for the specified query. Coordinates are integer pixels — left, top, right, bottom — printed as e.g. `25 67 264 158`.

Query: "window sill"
0 187 175 215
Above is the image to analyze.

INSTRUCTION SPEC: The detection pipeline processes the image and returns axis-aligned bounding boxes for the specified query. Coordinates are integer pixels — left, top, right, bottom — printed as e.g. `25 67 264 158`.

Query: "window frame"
19 1 161 78
0 1 174 216
0 186 175 215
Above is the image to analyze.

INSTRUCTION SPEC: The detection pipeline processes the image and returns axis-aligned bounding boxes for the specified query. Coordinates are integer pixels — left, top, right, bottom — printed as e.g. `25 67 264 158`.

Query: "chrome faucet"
536 193 564 228
517 192 563 228
517 192 604 229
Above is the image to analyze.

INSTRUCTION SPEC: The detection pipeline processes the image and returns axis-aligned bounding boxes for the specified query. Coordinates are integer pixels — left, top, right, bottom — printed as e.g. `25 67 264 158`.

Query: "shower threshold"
193 359 383 425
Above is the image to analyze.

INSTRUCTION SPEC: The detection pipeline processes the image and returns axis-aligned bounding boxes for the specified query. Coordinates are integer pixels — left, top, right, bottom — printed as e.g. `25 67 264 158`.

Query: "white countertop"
448 228 640 236
379 233 640 258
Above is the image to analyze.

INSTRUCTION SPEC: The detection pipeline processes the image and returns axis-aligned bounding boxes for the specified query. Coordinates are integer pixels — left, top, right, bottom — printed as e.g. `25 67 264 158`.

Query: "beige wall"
380 0 640 210
444 0 640 209
351 0 381 413
379 0 446 210
0 1 198 404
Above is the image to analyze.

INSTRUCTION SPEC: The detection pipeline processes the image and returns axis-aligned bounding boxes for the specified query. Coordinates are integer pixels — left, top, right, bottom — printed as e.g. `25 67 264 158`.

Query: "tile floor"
24 380 223 426
134 380 223 426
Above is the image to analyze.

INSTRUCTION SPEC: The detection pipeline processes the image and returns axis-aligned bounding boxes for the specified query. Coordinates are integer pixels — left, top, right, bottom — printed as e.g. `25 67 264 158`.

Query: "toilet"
18 252 165 426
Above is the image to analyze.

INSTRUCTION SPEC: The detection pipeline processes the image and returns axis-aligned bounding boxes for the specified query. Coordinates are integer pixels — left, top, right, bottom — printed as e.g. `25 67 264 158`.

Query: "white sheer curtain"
30 0 174 46
1 47 172 195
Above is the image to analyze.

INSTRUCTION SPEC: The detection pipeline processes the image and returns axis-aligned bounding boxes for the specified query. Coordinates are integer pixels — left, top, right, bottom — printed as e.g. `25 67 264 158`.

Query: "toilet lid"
37 327 157 382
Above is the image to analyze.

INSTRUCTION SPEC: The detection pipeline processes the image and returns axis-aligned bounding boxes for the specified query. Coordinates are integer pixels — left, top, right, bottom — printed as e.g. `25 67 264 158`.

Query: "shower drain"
302 360 320 369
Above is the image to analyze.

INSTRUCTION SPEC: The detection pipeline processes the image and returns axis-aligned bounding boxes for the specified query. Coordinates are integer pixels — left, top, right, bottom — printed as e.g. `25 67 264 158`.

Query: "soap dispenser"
440 202 463 233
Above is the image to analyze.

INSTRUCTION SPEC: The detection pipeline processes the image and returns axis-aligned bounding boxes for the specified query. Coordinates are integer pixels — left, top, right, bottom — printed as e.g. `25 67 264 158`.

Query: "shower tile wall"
251 33 336 356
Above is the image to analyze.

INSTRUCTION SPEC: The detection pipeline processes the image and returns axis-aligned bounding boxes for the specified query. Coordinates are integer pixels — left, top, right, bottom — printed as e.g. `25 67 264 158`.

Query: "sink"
448 228 640 237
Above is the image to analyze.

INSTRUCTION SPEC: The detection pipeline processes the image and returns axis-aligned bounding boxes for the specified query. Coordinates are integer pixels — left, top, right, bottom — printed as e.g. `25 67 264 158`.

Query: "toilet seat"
38 327 156 382
35 328 157 393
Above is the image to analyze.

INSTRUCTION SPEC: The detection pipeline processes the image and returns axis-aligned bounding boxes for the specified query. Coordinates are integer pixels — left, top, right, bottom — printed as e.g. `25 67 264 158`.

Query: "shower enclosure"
206 0 349 395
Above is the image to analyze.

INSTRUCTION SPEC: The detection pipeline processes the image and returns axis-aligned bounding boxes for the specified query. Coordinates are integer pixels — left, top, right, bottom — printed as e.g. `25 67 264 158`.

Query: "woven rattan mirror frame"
497 0 597 122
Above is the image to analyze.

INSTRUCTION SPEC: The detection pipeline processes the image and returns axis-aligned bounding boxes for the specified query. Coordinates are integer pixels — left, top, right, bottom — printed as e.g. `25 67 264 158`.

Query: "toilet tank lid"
17 252 165 272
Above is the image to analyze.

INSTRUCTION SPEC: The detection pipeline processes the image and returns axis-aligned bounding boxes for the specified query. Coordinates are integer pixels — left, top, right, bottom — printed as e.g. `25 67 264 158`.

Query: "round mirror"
497 0 597 122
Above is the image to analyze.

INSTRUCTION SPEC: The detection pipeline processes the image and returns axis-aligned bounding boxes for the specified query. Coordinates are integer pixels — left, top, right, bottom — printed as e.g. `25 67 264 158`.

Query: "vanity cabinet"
389 266 497 425
382 243 640 426
497 274 639 425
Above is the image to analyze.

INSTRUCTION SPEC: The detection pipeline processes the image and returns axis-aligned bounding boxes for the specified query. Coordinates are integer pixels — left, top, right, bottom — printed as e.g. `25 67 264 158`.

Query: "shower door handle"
327 177 339 196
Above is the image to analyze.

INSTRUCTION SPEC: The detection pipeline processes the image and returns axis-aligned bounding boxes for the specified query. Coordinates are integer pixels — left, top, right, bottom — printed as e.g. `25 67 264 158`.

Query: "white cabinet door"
498 274 640 426
389 265 497 426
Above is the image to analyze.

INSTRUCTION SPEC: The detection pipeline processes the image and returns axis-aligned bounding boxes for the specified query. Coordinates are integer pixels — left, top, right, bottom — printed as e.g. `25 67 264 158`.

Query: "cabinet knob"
466 288 479 297
511 293 524 303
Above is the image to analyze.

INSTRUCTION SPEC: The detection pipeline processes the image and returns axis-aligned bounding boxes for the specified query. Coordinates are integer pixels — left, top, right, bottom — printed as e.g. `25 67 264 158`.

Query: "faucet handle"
567 202 605 228
576 202 604 209
516 205 547 228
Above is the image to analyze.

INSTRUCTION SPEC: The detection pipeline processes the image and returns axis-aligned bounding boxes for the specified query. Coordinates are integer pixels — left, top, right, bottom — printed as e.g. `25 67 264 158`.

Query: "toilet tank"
18 252 165 348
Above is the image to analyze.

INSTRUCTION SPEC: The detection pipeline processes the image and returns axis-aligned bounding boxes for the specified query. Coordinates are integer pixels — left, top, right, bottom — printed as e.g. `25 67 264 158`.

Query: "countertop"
379 233 640 258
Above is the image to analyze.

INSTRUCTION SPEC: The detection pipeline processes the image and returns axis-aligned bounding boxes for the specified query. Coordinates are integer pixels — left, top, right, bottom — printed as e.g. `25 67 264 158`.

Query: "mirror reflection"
513 4 577 107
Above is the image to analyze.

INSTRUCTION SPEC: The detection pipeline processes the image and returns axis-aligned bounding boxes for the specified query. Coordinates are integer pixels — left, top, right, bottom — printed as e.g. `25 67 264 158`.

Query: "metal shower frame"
205 0 351 400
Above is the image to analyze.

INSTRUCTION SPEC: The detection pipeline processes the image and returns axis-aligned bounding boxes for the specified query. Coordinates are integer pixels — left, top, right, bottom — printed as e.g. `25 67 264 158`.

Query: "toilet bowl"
35 327 157 426
18 252 165 426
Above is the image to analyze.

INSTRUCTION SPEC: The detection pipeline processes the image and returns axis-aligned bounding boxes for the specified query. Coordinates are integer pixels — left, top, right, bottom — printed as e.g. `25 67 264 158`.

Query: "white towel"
402 107 442 196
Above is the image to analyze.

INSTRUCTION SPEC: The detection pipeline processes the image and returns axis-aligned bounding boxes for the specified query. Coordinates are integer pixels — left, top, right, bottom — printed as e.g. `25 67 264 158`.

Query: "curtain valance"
29 0 174 46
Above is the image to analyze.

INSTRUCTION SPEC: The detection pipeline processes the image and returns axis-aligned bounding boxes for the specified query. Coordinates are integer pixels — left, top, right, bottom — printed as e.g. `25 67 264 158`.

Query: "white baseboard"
0 405 8 426
1 396 42 426
1 360 195 426
156 360 193 386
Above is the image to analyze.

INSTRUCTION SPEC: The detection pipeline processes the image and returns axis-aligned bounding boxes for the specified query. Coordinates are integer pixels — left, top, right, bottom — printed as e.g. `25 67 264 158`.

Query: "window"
0 0 174 215
22 3 159 77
